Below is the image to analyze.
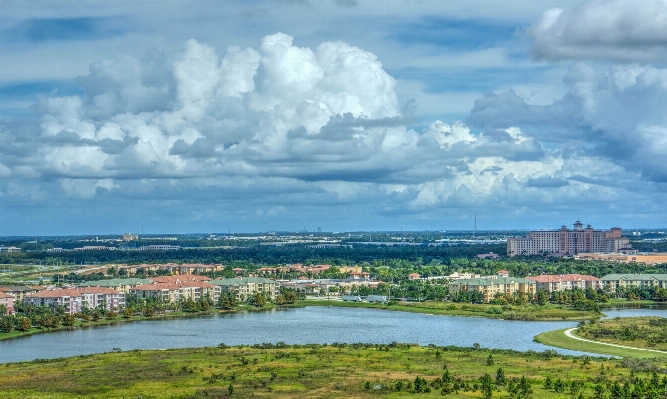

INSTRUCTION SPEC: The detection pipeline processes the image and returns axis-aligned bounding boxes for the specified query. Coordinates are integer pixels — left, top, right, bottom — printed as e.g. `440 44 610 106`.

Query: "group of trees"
0 302 120 333
0 288 302 334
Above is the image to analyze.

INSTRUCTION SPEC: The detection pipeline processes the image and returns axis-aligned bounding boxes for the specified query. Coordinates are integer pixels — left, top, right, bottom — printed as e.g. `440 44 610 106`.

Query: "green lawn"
2 343 666 398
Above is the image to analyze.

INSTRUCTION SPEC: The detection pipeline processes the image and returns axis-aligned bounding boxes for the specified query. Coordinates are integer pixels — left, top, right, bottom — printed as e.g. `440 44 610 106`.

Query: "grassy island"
1 343 667 398
534 317 667 358
576 317 667 351
296 300 602 321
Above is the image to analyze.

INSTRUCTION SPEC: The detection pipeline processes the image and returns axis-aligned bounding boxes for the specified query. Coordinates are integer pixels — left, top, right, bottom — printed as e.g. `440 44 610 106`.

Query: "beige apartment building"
507 221 630 256
208 277 280 302
526 274 602 292
129 281 220 303
24 287 125 314
448 277 536 303
600 274 667 293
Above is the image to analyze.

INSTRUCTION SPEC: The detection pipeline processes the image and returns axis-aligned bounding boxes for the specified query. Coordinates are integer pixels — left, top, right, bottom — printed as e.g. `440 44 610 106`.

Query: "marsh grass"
1 343 665 398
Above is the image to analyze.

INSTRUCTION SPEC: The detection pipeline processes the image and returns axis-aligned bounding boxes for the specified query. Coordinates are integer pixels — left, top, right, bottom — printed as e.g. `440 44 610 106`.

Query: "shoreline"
291 299 603 321
2 299 657 342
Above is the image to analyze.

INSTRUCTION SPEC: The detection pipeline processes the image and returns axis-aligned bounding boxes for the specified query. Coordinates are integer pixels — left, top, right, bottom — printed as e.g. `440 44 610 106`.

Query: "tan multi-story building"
24 287 125 314
600 274 667 293
0 285 43 302
129 279 220 303
208 277 280 302
448 277 536 303
526 274 602 292
507 221 630 256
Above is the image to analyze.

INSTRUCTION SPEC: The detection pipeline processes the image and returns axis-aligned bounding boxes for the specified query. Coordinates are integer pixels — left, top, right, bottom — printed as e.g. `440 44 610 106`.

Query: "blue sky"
1 0 666 235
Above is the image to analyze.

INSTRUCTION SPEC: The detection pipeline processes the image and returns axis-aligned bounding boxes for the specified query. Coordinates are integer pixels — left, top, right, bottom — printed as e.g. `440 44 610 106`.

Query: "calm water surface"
0 306 664 363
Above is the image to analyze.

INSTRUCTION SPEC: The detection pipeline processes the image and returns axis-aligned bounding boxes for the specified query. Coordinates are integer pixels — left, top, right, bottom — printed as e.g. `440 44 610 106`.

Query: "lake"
1 306 665 364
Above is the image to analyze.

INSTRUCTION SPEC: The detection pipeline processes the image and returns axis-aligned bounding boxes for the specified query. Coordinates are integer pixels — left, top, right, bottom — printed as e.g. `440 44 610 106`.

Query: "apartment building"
526 274 601 292
78 278 152 293
130 284 182 302
600 274 667 293
24 287 125 314
208 277 280 302
0 292 14 314
507 221 631 256
448 277 536 303
0 285 43 301
129 280 220 303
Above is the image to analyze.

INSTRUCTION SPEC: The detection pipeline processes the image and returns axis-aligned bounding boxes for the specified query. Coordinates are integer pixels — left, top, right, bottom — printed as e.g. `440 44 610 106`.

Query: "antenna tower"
473 213 477 237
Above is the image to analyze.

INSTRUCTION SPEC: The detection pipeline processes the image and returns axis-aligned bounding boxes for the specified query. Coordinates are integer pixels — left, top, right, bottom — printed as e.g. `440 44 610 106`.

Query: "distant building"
0 246 21 252
526 274 601 292
477 252 500 259
576 253 667 265
448 272 481 280
74 246 116 251
497 269 510 277
122 233 138 241
46 248 67 253
507 221 631 256
600 274 667 293
139 245 181 251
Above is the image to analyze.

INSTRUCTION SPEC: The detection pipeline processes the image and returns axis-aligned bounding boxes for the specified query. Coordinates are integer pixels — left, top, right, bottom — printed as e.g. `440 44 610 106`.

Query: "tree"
442 369 453 384
518 376 532 398
0 304 7 316
251 292 266 308
228 383 234 396
480 373 494 399
486 354 494 365
63 314 76 326
553 378 565 393
495 368 506 386
0 316 15 332
18 317 32 331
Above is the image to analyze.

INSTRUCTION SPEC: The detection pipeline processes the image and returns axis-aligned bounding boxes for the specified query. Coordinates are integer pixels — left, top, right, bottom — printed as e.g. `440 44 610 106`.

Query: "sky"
1 0 666 235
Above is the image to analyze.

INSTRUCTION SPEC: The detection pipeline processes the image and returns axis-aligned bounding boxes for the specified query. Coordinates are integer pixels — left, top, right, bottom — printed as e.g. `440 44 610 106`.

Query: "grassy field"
2 343 666 398
534 328 667 358
297 300 601 320
576 316 667 351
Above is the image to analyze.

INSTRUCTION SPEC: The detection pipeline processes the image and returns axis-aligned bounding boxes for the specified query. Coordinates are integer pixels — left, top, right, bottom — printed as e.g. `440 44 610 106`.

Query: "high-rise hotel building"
507 221 631 256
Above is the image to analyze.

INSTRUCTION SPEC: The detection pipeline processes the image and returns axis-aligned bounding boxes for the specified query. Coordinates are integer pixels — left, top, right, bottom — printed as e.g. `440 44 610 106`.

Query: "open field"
534 328 667 358
296 300 601 320
2 343 666 398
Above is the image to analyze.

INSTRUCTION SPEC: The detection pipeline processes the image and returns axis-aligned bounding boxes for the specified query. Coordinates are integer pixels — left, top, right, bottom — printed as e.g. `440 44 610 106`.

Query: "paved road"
564 328 667 355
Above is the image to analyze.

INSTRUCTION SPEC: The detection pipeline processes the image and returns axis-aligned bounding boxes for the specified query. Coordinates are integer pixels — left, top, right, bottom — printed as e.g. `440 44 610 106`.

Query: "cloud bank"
1 1 666 234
